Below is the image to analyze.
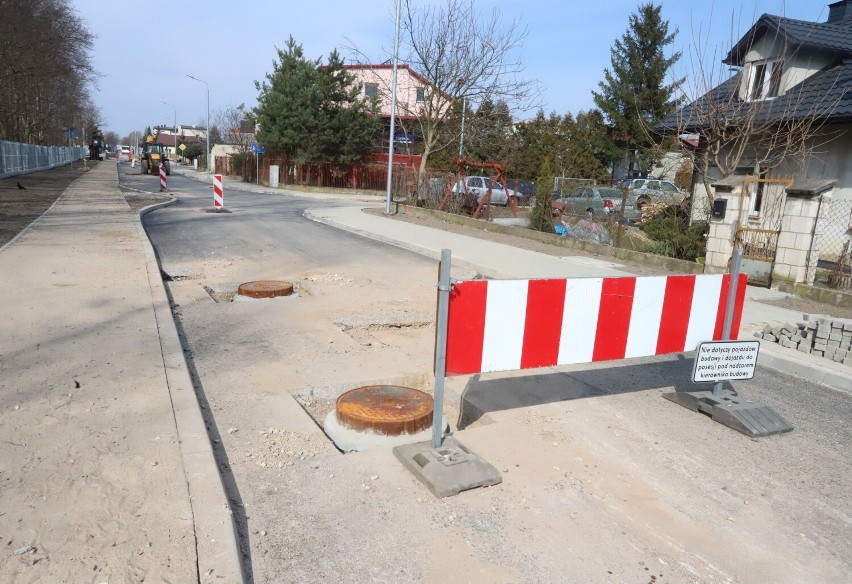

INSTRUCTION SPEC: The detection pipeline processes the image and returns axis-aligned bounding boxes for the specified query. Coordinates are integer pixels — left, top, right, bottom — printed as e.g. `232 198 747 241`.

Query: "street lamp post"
161 101 176 162
384 0 402 215
187 74 210 173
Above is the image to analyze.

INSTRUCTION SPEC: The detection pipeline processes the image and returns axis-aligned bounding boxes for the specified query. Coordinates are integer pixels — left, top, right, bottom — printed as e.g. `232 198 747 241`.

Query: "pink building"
345 64 433 119
344 64 450 166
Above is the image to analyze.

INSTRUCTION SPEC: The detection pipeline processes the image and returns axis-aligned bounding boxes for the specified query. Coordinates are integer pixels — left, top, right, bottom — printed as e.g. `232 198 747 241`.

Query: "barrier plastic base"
663 388 793 437
394 435 502 498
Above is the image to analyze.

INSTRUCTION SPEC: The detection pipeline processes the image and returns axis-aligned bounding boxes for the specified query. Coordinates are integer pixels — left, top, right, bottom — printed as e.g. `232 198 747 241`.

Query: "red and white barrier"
445 273 747 375
213 174 223 208
159 164 167 192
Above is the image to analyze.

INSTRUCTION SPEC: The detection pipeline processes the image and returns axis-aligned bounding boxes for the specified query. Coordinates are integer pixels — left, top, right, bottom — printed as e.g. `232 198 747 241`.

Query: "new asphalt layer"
4 162 850 582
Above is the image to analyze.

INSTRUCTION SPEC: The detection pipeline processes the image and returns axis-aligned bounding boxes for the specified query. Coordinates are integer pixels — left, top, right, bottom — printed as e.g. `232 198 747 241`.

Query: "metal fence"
0 140 86 178
810 195 852 288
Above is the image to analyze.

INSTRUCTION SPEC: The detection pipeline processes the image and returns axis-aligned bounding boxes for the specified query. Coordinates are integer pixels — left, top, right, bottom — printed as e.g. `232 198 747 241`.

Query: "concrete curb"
392 204 707 275
776 280 852 309
756 339 852 393
136 199 245 583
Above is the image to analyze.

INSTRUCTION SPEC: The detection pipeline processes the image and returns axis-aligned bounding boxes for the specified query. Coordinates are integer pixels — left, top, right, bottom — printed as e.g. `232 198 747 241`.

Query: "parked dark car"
508 179 536 205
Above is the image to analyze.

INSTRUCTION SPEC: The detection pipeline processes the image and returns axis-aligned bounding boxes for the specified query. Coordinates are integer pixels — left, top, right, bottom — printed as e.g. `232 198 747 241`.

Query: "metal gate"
735 177 793 287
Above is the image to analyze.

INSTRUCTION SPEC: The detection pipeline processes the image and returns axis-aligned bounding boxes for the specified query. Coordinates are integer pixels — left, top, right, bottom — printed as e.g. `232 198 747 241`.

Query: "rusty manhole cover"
336 385 433 436
237 280 294 298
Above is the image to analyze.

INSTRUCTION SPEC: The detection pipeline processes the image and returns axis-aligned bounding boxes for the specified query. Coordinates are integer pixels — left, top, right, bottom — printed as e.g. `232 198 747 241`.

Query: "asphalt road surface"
126 164 852 584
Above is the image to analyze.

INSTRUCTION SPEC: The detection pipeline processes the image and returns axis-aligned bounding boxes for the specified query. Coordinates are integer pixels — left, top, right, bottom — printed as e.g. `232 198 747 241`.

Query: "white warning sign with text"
692 340 760 382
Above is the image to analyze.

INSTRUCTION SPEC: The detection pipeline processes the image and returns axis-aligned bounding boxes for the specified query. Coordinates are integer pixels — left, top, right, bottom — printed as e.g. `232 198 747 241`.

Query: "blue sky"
70 0 826 139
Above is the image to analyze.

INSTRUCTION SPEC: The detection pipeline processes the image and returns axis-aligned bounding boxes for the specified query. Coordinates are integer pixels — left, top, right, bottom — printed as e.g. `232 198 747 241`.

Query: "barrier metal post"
714 243 743 396
431 249 452 448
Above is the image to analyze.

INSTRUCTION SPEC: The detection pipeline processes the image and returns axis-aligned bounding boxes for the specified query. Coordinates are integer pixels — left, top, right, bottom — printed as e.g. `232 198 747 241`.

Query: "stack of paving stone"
755 315 852 365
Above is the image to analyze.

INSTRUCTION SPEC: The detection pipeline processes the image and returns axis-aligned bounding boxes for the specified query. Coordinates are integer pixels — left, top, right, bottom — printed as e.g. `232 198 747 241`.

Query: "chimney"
827 0 852 24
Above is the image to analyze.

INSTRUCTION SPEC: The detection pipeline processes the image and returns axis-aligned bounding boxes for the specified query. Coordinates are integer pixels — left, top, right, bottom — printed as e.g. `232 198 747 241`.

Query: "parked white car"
451 176 520 206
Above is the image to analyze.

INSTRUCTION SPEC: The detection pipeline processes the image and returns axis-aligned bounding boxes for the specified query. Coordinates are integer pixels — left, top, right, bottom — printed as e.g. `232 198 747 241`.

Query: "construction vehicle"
140 135 171 176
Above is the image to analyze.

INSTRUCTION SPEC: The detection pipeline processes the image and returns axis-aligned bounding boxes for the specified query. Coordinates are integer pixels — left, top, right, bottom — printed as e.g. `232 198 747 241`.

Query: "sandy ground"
151 190 849 581
165 242 852 584
0 162 196 583
3 166 851 583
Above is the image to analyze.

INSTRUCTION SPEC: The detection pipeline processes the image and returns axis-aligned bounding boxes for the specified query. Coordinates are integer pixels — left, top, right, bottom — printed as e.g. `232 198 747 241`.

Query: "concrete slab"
393 435 502 498
323 410 447 452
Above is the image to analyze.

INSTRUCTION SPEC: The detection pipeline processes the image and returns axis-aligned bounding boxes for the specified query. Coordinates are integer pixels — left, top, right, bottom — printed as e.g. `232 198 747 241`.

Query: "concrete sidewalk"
0 162 242 582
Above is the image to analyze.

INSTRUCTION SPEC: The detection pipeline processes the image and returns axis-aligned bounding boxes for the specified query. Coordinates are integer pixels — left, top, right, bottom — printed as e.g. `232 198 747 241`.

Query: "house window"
746 59 783 100
416 87 425 102
364 83 378 98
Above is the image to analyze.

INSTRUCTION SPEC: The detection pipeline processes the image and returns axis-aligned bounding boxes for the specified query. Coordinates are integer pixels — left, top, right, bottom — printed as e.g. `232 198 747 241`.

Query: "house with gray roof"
669 1 852 287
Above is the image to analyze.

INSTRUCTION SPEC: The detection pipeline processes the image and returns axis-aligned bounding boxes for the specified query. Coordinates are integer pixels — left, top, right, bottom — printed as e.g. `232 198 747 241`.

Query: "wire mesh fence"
810 196 852 288
0 141 86 178
553 176 595 197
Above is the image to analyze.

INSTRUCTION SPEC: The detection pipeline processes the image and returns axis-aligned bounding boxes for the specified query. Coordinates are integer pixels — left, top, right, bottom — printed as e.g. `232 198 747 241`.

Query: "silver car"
555 186 643 222
451 176 519 206
616 178 685 203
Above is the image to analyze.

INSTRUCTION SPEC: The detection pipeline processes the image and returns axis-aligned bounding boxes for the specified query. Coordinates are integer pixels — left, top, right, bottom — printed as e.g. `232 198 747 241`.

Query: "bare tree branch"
346 0 542 174
667 10 847 218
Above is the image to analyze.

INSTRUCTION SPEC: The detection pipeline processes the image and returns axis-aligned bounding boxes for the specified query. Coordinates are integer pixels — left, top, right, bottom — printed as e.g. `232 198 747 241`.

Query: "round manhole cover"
336 385 433 435
237 280 294 298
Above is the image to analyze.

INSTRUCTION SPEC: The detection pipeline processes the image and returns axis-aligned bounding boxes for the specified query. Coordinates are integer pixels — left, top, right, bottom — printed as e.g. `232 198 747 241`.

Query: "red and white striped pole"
159 163 167 192
213 174 223 208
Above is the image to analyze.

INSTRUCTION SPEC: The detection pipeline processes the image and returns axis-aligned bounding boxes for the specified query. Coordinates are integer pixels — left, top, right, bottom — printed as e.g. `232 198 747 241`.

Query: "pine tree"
568 110 620 181
254 37 378 164
513 110 567 180
592 2 682 174
529 159 555 233
313 50 380 164
465 98 516 165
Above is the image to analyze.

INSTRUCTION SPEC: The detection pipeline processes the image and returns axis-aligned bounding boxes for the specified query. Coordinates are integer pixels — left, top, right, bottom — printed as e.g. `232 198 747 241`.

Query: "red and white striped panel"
444 273 748 376
213 174 223 207
159 165 167 191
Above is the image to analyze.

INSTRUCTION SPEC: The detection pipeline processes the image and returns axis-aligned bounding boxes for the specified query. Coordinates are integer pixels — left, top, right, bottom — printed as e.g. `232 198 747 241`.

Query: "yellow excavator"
140 135 171 175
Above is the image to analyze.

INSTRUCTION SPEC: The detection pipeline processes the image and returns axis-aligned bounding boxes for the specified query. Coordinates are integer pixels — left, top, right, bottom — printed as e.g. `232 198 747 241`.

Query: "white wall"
784 52 833 92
